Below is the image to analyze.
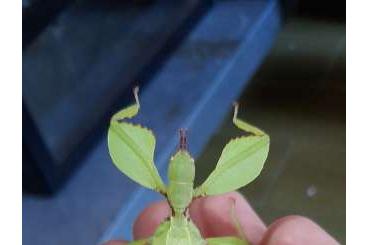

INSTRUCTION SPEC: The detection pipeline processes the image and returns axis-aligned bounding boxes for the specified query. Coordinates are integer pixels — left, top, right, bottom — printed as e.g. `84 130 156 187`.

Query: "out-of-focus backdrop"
23 0 345 244
195 18 345 243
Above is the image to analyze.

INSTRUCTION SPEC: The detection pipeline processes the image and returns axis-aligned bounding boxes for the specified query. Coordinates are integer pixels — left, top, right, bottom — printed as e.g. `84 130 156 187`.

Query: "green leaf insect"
108 87 270 245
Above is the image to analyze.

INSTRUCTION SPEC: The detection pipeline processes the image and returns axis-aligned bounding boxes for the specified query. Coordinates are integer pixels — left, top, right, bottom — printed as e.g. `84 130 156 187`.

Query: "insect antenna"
179 128 188 151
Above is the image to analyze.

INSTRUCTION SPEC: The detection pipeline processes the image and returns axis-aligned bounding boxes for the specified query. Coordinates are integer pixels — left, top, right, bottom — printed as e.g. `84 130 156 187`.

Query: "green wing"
194 103 269 196
206 237 249 245
108 87 166 193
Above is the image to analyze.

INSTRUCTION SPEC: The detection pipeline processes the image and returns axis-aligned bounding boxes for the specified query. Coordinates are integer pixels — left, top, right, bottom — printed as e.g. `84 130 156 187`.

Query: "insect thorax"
167 150 195 214
152 216 205 245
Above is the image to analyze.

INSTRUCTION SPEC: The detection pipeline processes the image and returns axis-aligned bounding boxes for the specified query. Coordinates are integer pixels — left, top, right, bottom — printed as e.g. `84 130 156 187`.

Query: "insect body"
108 88 270 245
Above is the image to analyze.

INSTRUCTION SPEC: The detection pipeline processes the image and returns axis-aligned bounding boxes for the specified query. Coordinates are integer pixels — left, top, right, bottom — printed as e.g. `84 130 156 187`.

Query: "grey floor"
195 18 346 243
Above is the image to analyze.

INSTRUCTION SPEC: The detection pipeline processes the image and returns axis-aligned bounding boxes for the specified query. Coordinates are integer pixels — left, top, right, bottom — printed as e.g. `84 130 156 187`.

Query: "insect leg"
232 102 266 136
128 238 150 245
228 197 247 241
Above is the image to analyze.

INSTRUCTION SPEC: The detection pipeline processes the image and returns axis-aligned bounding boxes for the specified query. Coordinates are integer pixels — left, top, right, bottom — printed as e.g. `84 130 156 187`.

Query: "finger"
189 191 267 245
133 192 267 244
102 240 127 245
133 200 171 240
260 215 339 245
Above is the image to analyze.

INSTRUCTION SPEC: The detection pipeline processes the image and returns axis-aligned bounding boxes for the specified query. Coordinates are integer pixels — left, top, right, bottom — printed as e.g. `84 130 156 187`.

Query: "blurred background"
195 16 346 243
23 0 345 244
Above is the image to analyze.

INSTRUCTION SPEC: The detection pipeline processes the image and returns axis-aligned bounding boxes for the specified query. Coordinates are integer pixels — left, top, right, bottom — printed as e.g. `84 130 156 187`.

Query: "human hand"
103 192 339 245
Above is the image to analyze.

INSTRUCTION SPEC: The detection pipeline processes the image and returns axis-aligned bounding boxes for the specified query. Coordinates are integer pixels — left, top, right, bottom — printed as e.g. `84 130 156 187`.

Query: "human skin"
103 192 339 245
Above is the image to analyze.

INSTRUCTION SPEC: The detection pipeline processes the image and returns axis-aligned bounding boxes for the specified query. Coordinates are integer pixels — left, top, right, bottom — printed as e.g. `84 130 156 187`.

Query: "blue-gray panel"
23 0 203 167
23 1 281 245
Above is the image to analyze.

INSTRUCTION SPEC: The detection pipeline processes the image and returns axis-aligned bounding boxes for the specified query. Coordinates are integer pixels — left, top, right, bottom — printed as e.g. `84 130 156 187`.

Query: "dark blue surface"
23 0 207 192
23 0 281 244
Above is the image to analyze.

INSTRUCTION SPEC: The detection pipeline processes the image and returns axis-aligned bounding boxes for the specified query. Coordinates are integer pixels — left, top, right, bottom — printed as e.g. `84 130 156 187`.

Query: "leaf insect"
108 87 270 245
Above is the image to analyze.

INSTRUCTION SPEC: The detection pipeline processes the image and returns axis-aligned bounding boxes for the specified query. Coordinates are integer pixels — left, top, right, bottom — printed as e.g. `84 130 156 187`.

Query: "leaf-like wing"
206 237 249 245
108 87 166 193
194 103 269 196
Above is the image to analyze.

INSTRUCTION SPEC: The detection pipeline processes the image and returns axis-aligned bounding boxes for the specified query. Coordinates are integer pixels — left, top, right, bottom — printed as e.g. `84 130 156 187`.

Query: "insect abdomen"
167 181 193 213
167 150 195 214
